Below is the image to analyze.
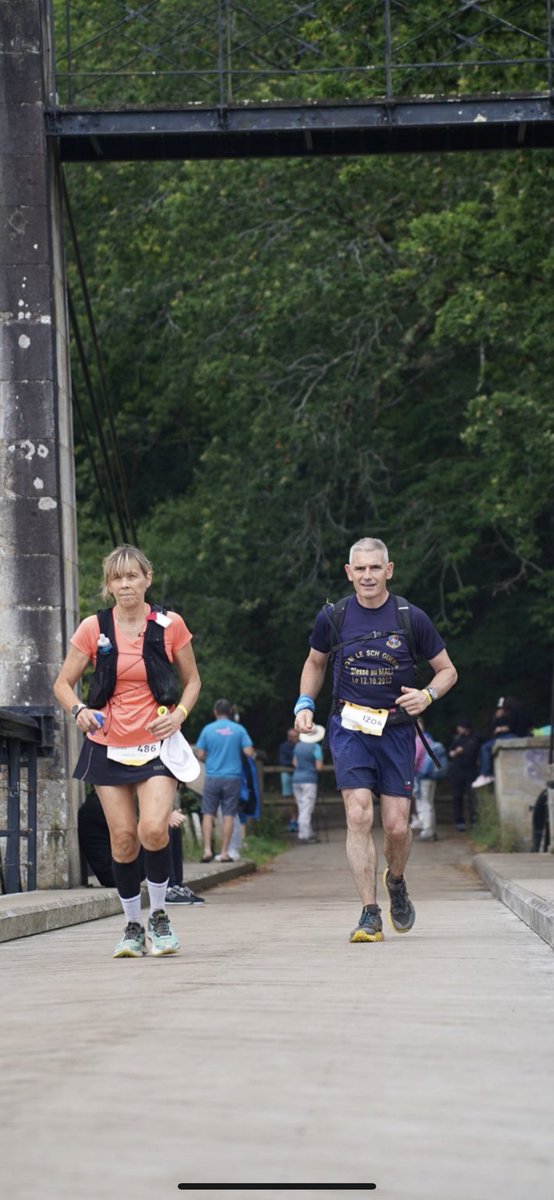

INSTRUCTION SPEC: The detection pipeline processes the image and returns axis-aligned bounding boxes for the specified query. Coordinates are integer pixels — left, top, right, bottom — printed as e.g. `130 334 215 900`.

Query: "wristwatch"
71 703 86 718
425 686 438 703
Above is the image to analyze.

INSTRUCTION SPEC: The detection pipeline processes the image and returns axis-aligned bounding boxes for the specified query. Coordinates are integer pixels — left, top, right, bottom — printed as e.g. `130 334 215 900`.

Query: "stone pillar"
493 736 550 851
0 0 82 887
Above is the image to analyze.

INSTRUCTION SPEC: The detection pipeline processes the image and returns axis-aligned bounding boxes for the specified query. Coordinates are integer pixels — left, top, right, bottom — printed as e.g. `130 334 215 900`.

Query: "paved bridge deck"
1 830 553 1200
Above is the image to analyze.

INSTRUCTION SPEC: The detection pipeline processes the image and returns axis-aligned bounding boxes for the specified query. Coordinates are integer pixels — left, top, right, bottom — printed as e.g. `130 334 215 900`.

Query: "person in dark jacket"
447 719 480 830
472 696 531 788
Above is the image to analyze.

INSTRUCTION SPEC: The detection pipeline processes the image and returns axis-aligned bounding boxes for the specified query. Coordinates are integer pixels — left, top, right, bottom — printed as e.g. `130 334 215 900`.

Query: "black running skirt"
73 738 176 786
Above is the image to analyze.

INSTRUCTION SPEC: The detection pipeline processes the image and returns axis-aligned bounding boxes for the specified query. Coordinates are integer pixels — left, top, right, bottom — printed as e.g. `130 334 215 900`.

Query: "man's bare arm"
396 648 458 717
295 648 329 733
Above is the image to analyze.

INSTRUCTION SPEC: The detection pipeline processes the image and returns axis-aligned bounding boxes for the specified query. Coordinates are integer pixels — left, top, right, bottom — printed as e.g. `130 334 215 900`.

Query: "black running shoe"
383 869 416 933
349 904 384 943
165 885 206 905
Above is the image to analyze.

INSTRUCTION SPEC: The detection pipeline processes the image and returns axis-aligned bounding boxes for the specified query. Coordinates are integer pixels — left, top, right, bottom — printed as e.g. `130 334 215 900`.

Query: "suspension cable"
62 173 138 544
67 286 129 543
71 379 118 544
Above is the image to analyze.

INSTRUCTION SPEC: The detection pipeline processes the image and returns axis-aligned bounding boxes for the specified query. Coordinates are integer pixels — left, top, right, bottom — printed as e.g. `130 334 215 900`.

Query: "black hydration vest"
88 604 180 709
324 592 417 717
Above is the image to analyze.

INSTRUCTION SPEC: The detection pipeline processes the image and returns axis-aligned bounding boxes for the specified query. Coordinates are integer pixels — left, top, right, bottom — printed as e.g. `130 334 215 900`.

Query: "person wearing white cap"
294 537 457 944
54 544 201 959
293 726 325 843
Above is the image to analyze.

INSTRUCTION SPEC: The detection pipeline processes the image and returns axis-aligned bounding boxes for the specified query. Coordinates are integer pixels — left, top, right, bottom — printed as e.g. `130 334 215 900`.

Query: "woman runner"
54 544 201 958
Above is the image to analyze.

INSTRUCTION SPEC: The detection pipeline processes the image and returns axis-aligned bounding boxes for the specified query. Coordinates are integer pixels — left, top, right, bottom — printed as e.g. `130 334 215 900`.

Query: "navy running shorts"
328 715 415 798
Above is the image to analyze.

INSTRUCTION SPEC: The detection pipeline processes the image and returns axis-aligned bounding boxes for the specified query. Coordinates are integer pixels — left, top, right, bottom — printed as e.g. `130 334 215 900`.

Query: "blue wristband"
294 695 316 717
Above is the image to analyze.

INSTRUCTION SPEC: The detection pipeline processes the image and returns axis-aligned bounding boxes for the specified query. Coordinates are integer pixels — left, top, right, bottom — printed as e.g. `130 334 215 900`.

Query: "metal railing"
52 1 554 109
0 708 55 894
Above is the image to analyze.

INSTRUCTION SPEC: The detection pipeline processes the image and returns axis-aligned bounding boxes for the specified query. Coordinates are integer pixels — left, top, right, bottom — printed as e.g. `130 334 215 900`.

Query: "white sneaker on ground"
471 774 494 788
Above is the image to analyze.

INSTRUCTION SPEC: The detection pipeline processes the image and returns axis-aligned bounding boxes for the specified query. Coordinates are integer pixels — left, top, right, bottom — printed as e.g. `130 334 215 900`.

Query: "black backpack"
324 592 417 717
88 604 180 709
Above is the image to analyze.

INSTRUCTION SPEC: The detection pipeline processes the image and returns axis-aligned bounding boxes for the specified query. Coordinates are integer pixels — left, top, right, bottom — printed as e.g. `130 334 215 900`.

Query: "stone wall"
493 736 551 851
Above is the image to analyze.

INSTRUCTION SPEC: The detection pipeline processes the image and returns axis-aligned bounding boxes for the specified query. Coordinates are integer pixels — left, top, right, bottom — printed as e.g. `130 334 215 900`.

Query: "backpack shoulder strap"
96 607 115 638
144 603 167 646
325 595 351 650
391 594 417 665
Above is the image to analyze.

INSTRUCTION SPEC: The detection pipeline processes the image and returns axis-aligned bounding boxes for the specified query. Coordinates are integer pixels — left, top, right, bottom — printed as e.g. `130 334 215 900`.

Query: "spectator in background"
448 718 480 831
292 724 324 844
279 728 299 831
196 698 256 863
410 735 427 832
472 696 531 788
413 722 448 842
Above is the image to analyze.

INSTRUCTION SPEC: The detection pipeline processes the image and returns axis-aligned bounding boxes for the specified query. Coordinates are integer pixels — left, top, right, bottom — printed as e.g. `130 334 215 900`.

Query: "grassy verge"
470 788 520 852
242 802 288 865
179 798 288 865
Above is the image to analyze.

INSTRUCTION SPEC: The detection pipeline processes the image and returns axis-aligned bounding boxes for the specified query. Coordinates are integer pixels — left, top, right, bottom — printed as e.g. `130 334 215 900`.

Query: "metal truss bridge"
47 1 554 160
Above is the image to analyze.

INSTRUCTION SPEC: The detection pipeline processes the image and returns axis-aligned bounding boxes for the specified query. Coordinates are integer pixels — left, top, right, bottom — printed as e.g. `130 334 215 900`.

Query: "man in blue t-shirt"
196 699 255 863
294 537 457 944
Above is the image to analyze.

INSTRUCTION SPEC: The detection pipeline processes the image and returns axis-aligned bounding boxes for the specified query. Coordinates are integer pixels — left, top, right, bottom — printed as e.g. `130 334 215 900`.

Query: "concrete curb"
0 860 256 943
473 854 554 950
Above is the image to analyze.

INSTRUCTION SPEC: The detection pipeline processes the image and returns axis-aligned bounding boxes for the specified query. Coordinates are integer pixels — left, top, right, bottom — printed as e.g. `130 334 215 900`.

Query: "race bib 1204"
340 702 389 737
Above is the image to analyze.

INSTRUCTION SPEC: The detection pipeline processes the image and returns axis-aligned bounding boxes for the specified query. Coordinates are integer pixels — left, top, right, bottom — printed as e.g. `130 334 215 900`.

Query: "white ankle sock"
120 894 142 925
147 878 169 915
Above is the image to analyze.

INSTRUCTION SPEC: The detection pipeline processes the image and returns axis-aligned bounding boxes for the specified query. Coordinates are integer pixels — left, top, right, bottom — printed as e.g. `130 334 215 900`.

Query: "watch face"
71 704 80 717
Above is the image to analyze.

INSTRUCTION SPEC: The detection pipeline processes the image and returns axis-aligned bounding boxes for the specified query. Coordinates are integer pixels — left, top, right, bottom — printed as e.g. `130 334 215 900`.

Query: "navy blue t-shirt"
310 593 445 709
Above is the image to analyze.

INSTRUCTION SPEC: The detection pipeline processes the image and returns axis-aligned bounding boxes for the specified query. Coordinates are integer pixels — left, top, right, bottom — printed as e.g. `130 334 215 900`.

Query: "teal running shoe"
113 921 146 958
148 909 181 956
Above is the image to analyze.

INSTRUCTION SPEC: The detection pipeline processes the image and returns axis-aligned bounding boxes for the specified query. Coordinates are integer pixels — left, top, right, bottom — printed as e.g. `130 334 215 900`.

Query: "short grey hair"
348 537 389 565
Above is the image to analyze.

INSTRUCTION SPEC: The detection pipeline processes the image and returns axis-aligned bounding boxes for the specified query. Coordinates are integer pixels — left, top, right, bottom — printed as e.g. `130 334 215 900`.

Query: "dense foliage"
56 3 554 751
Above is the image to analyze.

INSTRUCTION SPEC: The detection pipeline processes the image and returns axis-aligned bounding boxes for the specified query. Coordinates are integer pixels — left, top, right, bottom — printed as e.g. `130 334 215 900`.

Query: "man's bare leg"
342 787 377 905
202 813 214 857
218 814 234 858
380 794 416 932
380 794 412 878
342 787 384 942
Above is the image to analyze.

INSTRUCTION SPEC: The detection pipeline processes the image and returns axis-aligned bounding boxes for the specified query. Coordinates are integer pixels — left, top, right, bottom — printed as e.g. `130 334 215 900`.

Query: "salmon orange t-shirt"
71 608 192 747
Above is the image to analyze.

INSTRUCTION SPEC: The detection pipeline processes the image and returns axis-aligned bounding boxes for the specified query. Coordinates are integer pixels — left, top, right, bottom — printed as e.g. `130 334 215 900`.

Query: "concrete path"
1 830 553 1200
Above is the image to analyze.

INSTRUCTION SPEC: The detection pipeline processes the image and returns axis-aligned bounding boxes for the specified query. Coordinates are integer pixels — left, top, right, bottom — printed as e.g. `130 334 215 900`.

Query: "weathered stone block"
0 320 55 382
0 549 61 606
0 660 68 709
0 1 42 55
0 262 52 319
0 203 50 265
0 380 57 438
0 102 44 156
493 737 551 850
0 47 42 101
0 492 61 555
2 432 58 497
0 153 49 206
